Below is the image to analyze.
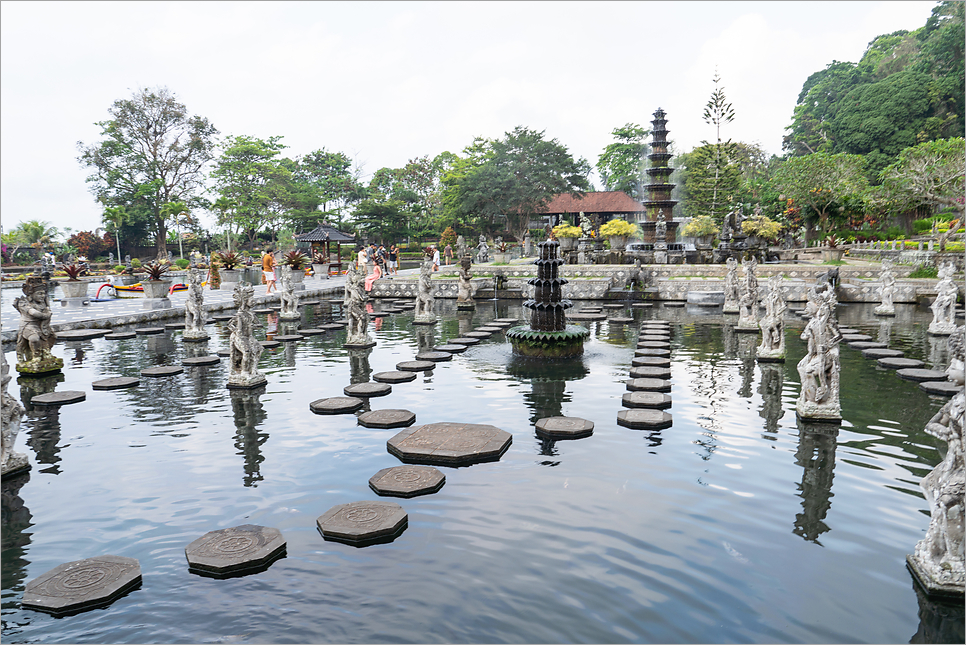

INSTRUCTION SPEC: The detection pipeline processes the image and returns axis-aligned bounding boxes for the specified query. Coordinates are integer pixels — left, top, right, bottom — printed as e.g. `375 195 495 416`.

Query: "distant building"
537 191 646 227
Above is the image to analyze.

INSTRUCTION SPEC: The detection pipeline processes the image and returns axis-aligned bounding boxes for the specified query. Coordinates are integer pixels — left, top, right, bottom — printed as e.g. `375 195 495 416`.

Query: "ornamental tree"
772 152 870 239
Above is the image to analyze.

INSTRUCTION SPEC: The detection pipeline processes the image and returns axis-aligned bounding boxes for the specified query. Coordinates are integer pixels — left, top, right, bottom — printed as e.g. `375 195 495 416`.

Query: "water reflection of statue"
343 262 373 346
1 354 29 476
278 267 300 321
874 259 896 316
796 287 843 420
227 284 267 389
723 257 739 313
457 254 475 309
908 389 965 596
183 268 208 341
230 388 268 488
476 235 489 263
758 362 785 434
757 274 787 361
793 421 838 542
929 262 958 336
413 258 437 324
14 277 62 375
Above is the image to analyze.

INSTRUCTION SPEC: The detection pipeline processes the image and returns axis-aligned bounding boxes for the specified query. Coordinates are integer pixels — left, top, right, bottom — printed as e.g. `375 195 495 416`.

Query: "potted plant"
312 250 329 280
216 251 242 290
681 216 718 246
281 250 308 285
821 233 845 262
60 263 89 299
740 215 783 248
141 261 171 299
599 219 638 251
492 239 513 264
552 223 582 251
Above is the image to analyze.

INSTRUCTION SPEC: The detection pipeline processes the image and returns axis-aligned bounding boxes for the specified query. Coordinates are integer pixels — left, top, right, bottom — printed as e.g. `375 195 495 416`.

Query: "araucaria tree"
701 72 738 220
77 87 218 260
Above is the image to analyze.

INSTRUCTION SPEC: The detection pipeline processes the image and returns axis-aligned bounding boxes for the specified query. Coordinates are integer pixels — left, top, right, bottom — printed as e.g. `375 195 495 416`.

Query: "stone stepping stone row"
845 338 960 396
619 323 673 429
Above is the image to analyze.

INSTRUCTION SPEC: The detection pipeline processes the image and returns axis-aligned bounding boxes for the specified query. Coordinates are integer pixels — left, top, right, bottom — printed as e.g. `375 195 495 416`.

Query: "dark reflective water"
0 301 952 643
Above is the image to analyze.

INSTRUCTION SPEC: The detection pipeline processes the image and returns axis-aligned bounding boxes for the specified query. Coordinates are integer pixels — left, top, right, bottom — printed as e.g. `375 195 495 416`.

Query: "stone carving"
757 274 787 361
929 262 958 336
736 257 759 330
108 251 114 266
796 287 843 420
523 229 533 257
14 277 63 375
124 254 132 268
183 269 208 341
456 235 467 259
655 209 667 242
579 212 594 238
278 267 300 321
874 259 897 316
907 389 964 597
226 284 266 389
476 235 489 263
723 257 739 313
946 325 965 385
1 354 28 477
413 258 437 324
343 262 373 347
456 255 475 310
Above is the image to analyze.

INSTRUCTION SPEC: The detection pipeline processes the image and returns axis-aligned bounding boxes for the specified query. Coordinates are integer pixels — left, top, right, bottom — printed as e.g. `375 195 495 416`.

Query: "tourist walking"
262 250 277 294
444 243 453 266
387 245 398 275
357 246 368 274
432 245 440 272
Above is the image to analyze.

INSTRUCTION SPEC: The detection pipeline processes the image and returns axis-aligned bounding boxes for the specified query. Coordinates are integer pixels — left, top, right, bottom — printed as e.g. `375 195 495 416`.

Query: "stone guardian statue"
183 268 209 341
456 235 467 260
928 262 959 336
343 262 374 348
226 283 267 389
796 287 843 421
757 274 787 362
736 257 759 330
476 235 489 263
278 267 301 321
14 277 63 375
413 258 437 325
723 257 739 314
1 353 28 477
457 254 476 310
874 259 896 316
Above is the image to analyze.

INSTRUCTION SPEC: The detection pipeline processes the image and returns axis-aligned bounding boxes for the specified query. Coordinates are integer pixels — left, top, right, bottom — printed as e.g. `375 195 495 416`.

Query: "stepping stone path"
317 501 408 546
297 328 326 336
182 356 220 367
135 327 165 335
626 378 671 392
841 334 873 342
635 348 671 357
579 307 603 313
415 351 452 362
369 465 445 498
632 356 671 368
862 348 904 359
57 329 110 341
274 335 303 342
373 371 417 384
388 422 512 466
617 409 673 429
622 392 672 409
920 381 964 396
396 360 436 372
22 555 142 616
568 313 606 321
31 391 86 406
603 304 625 309
92 377 140 390
638 341 671 349
344 382 392 398
309 396 364 414
433 344 467 354
631 303 653 307
494 318 519 324
475 326 503 333
164 322 186 330
463 331 491 339
897 368 949 382
216 349 231 357
639 334 670 342
448 337 481 346
358 409 416 429
848 341 888 350
485 321 513 328
534 416 594 440
630 366 671 379
838 328 860 335
141 366 183 378
104 331 136 340
331 320 349 326
664 302 685 308
320 324 345 331
609 317 635 324
185 525 286 578
259 340 281 349
877 357 925 370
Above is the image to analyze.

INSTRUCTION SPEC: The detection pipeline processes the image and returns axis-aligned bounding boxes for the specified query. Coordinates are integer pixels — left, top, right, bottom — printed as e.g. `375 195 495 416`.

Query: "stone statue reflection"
793 421 839 543
230 387 268 487
348 348 373 385
758 362 785 435
2 470 33 593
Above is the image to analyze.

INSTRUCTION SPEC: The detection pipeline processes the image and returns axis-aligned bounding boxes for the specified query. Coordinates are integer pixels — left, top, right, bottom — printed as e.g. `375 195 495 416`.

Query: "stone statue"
946 325 965 385
343 262 373 347
579 212 594 238
874 259 896 316
14 277 63 375
757 274 787 361
907 388 965 596
736 257 759 329
476 235 489 263
655 209 667 242
278 267 300 321
720 213 733 242
183 268 209 341
495 236 503 251
124 254 132 269
108 251 115 266
456 235 467 259
796 287 843 420
413 258 437 324
226 283 266 389
1 353 28 477
523 229 533 257
929 262 958 336
723 257 739 313
457 254 476 310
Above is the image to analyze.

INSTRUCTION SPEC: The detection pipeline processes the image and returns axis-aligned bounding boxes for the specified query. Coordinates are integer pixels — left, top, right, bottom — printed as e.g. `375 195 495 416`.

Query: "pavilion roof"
540 191 644 215
294 223 355 243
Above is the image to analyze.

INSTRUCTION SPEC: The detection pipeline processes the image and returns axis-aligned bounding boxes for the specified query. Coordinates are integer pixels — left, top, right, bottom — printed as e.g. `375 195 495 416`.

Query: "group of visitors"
357 243 400 292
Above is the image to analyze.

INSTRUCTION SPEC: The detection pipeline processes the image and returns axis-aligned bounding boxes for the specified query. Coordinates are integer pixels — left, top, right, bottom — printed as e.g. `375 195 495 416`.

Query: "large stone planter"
821 248 845 262
607 236 628 252
287 266 306 291
492 253 512 264
313 263 329 280
220 269 241 291
142 279 172 309
558 237 578 252
60 280 88 299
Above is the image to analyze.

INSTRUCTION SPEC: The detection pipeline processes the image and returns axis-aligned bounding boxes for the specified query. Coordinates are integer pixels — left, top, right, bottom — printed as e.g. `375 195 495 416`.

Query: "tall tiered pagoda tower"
644 108 677 229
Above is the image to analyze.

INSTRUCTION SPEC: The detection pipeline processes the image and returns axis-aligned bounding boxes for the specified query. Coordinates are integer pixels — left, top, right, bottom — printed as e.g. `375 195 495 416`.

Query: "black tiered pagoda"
644 108 677 222
507 240 588 358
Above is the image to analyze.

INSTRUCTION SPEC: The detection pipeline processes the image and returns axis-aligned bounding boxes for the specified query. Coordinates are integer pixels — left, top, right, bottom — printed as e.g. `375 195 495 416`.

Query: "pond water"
0 300 954 643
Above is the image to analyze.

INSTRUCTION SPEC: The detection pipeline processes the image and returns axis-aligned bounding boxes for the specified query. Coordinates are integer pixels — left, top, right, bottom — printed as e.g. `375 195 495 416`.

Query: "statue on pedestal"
723 257 739 313
278 267 301 321
655 209 667 243
227 284 266 389
1 354 28 477
183 269 209 341
343 262 373 347
874 259 897 316
456 235 467 260
736 257 759 329
457 255 476 310
796 287 843 420
757 274 787 361
413 258 437 324
14 277 62 375
579 212 594 239
929 263 959 336
476 235 489 263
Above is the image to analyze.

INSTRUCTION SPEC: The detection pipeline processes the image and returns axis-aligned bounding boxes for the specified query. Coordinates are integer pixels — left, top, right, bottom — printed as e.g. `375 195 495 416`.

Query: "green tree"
678 144 740 221
596 123 650 200
701 72 739 220
296 149 363 224
77 87 218 259
880 137 965 218
352 199 410 244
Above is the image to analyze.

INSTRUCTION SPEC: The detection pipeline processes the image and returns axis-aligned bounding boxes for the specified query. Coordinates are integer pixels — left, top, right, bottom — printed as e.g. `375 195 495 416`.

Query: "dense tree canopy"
880 136 965 217
772 152 869 238
596 123 649 201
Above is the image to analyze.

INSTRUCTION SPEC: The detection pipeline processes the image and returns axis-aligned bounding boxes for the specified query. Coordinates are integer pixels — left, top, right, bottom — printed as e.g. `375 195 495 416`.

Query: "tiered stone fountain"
641 108 678 262
507 239 588 358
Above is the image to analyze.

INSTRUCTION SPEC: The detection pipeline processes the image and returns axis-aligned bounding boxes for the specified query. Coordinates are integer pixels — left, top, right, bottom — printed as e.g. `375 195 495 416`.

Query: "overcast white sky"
1 0 938 236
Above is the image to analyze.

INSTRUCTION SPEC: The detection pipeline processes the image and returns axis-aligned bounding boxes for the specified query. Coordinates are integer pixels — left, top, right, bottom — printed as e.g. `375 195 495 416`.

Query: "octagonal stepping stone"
377 308 402 314
259 340 280 349
568 313 606 321
877 357 925 370
639 334 670 342
449 337 481 345
641 322 670 328
327 299 345 304
164 322 186 330
182 355 221 367
534 416 594 440
622 392 672 409
373 371 418 384
396 360 436 372
320 324 345 331
617 409 673 430
57 329 110 341
862 348 904 359
626 378 671 392
317 500 408 546
369 465 445 498
216 349 231 357
485 321 513 328
632 356 671 368
300 300 320 306
609 317 635 324
494 318 519 324
631 302 653 308
464 331 492 339
212 315 234 322
92 377 140 390
475 326 503 333
253 308 273 315
638 341 671 349
841 334 872 342
134 327 165 335
185 524 286 578
919 381 964 396
104 331 136 340
664 302 685 308
344 382 392 398
897 368 949 382
838 328 860 335
141 366 183 378
433 344 467 354
22 555 141 617
630 366 671 380
274 335 303 342
31 391 86 406
297 328 327 336
388 422 513 466
331 320 349 326
415 351 452 362
635 348 671 358
603 303 626 309
848 341 888 350
309 396 364 415
269 306 281 312
358 409 416 429
579 307 603 313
